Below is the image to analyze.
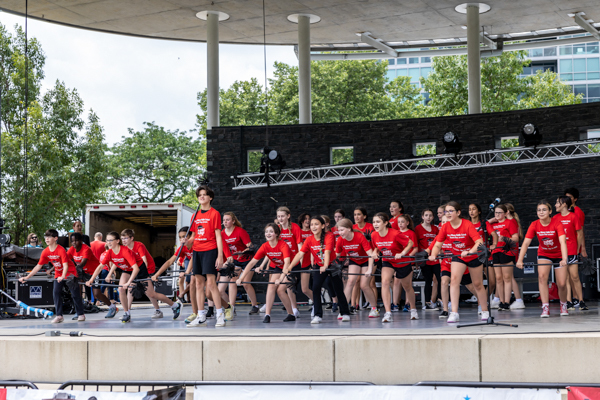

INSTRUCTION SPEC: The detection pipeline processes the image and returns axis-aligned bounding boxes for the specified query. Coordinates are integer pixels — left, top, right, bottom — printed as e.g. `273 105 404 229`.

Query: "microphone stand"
457 204 518 328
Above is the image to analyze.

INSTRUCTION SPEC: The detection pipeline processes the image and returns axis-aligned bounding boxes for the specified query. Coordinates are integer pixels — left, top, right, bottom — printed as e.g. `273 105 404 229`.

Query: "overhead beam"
480 33 497 49
571 12 600 40
360 32 398 57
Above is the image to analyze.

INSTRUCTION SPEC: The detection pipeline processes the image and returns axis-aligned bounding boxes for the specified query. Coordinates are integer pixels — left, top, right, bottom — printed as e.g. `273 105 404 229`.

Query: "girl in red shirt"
393 214 419 311
469 203 499 310
517 200 568 318
295 212 315 305
285 216 350 324
331 209 345 240
553 196 586 310
237 223 295 323
491 205 522 311
415 209 440 310
276 206 303 318
429 201 486 323
335 218 378 318
352 207 375 311
389 200 404 231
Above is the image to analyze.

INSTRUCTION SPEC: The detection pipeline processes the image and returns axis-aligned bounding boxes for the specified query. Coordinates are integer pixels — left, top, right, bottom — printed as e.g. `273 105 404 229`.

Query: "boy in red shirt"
19 229 85 323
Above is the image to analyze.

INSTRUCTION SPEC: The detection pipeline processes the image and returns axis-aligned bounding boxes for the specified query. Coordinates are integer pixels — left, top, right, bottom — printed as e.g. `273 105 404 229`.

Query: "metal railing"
0 380 38 389
232 140 600 189
414 381 600 389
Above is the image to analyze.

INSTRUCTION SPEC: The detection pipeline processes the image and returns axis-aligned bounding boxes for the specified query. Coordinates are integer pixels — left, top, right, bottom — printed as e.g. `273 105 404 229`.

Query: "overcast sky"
0 11 297 144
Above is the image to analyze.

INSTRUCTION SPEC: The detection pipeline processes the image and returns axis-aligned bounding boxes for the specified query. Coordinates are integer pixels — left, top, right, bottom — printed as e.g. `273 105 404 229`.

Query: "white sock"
292 308 298 314
199 310 207 315
109 304 116 309
515 298 523 303
124 311 130 316
171 303 178 309
216 308 224 316
494 297 500 301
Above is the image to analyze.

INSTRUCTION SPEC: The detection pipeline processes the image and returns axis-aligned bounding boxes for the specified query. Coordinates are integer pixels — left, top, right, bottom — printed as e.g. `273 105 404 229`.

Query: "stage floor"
1 301 599 337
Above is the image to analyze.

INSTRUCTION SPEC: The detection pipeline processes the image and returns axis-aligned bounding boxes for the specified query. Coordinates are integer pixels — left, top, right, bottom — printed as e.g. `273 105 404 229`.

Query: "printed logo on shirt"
453 241 466 249
542 237 554 247
197 225 205 236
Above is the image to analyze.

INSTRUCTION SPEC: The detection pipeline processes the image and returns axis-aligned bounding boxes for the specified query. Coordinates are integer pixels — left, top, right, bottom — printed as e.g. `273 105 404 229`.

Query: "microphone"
489 198 501 209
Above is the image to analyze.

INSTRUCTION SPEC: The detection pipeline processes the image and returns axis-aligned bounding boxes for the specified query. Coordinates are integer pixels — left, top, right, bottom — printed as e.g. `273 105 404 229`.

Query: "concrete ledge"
0 337 88 381
202 337 335 381
335 335 482 384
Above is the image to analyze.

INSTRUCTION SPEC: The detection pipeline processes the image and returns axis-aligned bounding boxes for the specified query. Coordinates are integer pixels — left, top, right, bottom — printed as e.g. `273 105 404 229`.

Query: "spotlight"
259 147 286 187
520 123 542 147
442 131 463 154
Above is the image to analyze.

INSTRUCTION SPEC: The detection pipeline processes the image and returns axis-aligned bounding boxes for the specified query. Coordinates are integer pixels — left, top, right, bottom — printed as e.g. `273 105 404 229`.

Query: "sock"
515 298 523 303
292 308 299 314
216 308 224 317
560 301 567 306
494 297 500 301
155 308 160 311
199 310 207 315
542 303 549 308
265 314 270 317
124 311 130 316
171 303 178 310
109 304 116 309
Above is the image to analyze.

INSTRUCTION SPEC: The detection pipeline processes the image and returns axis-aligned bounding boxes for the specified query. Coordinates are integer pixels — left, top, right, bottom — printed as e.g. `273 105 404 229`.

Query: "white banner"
194 385 561 400
5 385 184 400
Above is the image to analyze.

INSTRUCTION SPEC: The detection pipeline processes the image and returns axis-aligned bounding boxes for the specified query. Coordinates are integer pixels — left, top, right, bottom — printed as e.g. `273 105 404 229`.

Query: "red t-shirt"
398 229 417 251
67 244 99 274
415 224 439 266
280 222 302 257
222 227 252 262
175 245 193 265
190 208 221 252
106 245 143 272
551 213 581 256
491 219 519 256
299 229 313 268
371 229 411 268
573 206 585 253
131 241 156 274
525 219 566 259
99 250 110 271
300 233 335 267
39 245 77 279
390 216 400 231
435 219 481 262
335 232 371 265
90 240 106 261
253 240 291 269
330 226 340 240
472 221 494 261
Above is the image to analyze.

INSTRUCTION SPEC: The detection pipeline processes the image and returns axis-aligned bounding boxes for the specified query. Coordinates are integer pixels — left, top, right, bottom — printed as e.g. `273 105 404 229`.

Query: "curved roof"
1 0 600 50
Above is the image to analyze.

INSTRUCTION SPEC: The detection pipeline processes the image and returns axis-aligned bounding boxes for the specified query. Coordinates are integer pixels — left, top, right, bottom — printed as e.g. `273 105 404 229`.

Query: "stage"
1 302 600 385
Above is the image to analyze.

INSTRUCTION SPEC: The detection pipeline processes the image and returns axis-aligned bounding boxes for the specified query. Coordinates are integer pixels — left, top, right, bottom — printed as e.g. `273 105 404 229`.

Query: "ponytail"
399 214 415 231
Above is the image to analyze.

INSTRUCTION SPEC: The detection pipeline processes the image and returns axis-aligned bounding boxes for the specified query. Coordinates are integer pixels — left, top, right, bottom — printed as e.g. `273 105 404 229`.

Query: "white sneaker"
337 313 343 320
259 304 266 313
341 315 350 322
293 309 300 318
478 305 482 315
382 312 393 322
447 312 460 323
368 308 380 318
311 306 315 318
215 313 226 327
491 298 500 309
186 314 206 327
151 309 163 319
465 295 478 304
509 299 526 310
51 316 64 324
311 316 322 324
481 311 490 321
410 309 419 320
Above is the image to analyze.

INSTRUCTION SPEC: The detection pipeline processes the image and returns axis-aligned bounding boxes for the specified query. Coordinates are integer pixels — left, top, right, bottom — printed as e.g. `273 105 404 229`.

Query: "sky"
0 11 297 144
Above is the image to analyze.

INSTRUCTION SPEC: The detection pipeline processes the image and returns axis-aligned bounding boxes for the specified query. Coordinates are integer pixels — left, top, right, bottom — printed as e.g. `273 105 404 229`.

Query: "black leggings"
323 276 337 300
421 264 441 302
312 269 349 318
53 278 85 317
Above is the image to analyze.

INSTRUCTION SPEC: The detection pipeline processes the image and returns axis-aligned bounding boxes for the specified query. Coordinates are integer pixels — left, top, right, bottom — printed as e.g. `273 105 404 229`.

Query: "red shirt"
222 227 252 262
335 232 371 265
300 233 335 267
67 244 99 274
175 245 193 265
435 219 481 262
390 216 400 231
551 213 581 256
106 245 143 272
190 208 221 252
371 229 411 268
491 219 519 256
415 224 439 266
39 245 77 279
99 250 110 271
573 205 585 253
398 229 417 251
253 240 291 269
90 240 106 261
299 229 313 268
131 241 156 274
280 223 302 257
525 219 566 259
330 226 340 240
472 221 494 261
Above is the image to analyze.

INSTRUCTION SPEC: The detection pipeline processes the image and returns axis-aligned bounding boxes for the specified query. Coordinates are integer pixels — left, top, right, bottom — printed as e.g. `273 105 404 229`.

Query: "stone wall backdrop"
207 103 600 283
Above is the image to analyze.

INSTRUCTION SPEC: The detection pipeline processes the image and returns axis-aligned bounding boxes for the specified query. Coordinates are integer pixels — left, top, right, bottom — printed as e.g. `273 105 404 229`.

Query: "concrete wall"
9 333 600 384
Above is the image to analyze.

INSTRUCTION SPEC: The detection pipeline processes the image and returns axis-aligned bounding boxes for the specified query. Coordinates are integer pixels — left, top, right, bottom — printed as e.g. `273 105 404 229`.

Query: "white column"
466 4 481 114
207 12 219 129
298 15 311 124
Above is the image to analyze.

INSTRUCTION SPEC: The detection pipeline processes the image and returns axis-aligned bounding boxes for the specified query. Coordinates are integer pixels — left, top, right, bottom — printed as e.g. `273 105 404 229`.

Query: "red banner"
0 388 5 400
568 386 600 400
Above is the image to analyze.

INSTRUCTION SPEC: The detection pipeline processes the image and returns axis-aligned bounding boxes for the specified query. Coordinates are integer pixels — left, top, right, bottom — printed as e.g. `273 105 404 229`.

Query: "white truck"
84 203 196 297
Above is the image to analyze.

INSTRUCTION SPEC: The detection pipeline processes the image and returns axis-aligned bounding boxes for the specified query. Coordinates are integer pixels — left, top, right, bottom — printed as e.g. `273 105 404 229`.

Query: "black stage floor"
1 301 599 337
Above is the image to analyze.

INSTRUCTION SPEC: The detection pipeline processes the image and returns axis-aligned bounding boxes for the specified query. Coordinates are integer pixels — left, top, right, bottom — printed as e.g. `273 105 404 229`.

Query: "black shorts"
538 256 562 265
441 270 451 278
233 259 250 269
493 253 516 265
136 263 149 280
192 249 219 276
267 266 283 274
567 255 580 265
349 260 369 268
382 261 412 279
441 270 472 285
451 256 482 269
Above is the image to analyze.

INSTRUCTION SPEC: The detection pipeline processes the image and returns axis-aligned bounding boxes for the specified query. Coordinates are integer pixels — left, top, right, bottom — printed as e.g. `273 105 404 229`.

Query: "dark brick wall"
207 102 600 254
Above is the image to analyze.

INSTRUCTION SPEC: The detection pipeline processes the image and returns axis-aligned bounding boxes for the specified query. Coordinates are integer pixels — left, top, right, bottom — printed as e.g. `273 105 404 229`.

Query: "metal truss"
231 140 600 190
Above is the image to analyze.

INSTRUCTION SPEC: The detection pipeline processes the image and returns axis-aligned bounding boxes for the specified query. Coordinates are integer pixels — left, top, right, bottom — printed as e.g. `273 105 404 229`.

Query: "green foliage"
415 143 436 166
500 137 520 161
519 70 583 109
248 150 262 172
331 147 354 165
0 24 108 244
108 122 205 203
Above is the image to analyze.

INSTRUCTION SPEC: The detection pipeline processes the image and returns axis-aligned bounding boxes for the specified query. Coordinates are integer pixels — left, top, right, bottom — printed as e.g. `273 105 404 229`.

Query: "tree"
108 122 205 203
519 69 583 109
1 24 108 244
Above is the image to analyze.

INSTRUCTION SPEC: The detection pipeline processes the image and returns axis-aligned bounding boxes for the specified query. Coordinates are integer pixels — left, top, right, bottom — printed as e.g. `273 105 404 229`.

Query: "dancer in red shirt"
415 209 440 310
564 187 588 309
389 200 404 231
429 201 487 323
517 200 568 318
331 209 345 240
553 196 586 310
393 214 418 311
276 206 304 318
469 203 499 311
352 207 374 311
237 223 295 323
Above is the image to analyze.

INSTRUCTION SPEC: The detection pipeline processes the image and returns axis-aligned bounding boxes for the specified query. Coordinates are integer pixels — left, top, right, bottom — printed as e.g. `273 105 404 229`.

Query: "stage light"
442 131 463 154
521 123 542 147
260 147 286 187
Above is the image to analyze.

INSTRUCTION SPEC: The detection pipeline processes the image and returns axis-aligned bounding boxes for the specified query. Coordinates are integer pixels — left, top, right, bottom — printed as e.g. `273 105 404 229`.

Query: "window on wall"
495 136 520 161
247 149 262 173
413 141 436 166
330 146 354 165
